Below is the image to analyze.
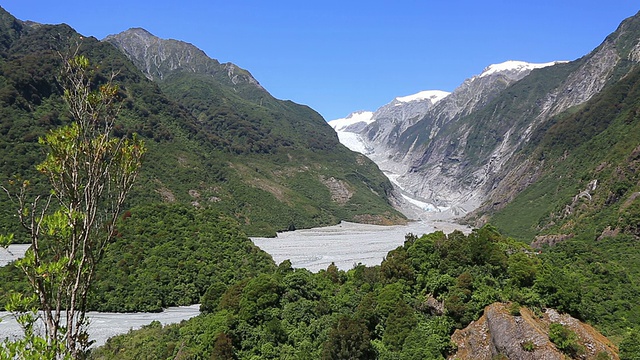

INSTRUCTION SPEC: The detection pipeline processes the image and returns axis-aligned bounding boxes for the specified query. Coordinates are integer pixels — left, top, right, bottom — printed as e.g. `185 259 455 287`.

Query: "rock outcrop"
449 303 619 360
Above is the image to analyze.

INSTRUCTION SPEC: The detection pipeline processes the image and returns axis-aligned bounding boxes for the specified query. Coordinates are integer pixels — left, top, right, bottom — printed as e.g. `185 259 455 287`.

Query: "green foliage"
620 328 640 360
521 340 535 352
322 315 375 360
549 322 585 357
533 235 640 337
90 204 276 312
399 317 454 360
211 332 236 360
89 320 185 360
1 49 146 358
382 300 417 351
200 281 228 314
596 351 612 360
89 226 570 359
1 287 71 359
1 204 277 313
0 8 635 359
492 62 640 242
509 302 522 316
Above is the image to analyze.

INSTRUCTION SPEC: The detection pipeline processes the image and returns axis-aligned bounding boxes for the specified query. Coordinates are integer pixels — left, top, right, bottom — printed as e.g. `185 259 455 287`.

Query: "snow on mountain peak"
328 111 374 131
478 60 563 78
395 90 450 104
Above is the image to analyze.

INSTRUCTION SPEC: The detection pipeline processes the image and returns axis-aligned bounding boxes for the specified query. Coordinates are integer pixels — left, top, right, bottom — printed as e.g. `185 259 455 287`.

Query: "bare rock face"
449 303 619 360
104 28 263 90
320 176 353 204
531 234 574 249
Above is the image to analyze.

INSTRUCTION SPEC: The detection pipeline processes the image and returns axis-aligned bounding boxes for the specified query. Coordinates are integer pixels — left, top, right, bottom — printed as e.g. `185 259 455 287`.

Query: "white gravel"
252 220 469 272
0 219 468 347
0 244 29 267
0 305 200 348
1 245 200 348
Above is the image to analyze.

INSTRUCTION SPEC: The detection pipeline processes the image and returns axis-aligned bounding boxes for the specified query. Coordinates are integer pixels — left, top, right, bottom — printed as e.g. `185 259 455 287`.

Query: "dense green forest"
0 205 277 312
89 226 635 359
85 20 640 360
490 62 640 243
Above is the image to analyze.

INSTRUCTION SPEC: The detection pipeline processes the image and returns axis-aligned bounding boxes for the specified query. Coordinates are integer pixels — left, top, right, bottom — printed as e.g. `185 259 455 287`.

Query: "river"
0 305 200 348
251 219 470 272
0 244 29 267
1 245 201 347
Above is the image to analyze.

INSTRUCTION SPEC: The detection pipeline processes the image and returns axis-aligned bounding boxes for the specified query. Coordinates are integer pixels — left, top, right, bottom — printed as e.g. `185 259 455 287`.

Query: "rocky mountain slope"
331 10 640 241
331 60 565 217
0 8 404 238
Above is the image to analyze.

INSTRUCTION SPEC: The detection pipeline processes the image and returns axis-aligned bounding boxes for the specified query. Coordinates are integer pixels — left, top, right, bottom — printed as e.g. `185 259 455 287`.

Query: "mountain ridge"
330 9 640 230
330 60 569 217
0 8 404 238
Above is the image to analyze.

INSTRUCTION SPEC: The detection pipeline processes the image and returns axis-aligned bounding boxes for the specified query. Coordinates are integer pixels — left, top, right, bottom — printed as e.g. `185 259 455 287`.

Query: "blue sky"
2 1 639 120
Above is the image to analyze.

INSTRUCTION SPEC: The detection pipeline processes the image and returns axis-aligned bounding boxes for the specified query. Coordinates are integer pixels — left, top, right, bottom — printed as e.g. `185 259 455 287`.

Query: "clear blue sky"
2 1 639 120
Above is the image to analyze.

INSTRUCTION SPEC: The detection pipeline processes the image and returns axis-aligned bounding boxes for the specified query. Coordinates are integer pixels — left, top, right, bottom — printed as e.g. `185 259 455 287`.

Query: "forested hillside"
89 9 640 359
0 9 404 239
489 63 640 242
0 5 401 314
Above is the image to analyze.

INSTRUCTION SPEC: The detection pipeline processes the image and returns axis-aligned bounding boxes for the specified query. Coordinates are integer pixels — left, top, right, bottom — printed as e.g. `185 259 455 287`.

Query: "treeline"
89 226 640 359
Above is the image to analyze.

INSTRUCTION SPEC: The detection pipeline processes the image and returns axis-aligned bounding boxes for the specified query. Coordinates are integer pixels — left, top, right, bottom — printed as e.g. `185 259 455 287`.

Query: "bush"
509 302 521 316
521 340 535 352
548 323 585 356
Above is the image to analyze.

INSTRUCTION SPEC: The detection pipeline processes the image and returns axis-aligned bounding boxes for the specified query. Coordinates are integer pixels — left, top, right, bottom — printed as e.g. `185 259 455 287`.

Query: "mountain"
331 60 564 216
476 12 640 241
0 11 404 238
1 6 636 357
332 11 640 240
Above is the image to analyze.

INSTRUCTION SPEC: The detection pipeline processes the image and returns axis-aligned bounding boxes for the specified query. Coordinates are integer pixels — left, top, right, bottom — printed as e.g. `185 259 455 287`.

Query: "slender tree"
1 50 145 358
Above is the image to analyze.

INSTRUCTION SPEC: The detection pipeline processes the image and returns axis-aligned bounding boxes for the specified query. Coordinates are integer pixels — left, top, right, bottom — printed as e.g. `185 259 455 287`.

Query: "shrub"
521 340 535 352
509 302 521 316
549 323 585 356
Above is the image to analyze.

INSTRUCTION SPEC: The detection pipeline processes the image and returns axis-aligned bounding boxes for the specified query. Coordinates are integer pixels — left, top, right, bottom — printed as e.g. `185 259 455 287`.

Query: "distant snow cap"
478 60 565 78
395 90 450 104
328 110 374 131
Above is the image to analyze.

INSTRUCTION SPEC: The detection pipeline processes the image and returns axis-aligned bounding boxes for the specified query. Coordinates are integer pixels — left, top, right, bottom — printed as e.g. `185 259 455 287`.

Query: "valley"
1 4 640 359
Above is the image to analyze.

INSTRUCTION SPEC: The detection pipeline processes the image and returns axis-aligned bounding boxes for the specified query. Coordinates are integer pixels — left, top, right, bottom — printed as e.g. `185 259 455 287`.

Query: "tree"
321 315 375 360
211 332 235 360
548 322 585 357
382 300 417 351
1 51 145 358
620 328 640 360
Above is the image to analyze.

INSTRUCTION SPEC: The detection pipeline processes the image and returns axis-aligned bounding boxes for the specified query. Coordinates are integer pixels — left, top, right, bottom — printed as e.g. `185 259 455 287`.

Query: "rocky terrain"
330 12 640 224
331 60 566 217
449 303 619 360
